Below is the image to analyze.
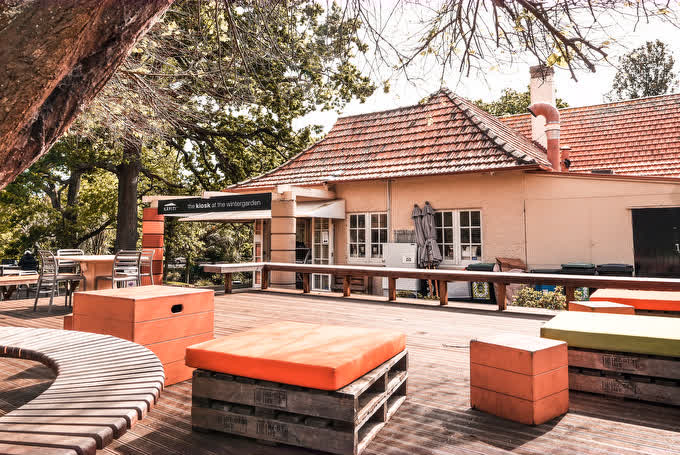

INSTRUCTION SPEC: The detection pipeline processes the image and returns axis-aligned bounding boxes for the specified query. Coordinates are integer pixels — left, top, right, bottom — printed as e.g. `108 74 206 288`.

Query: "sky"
295 9 680 134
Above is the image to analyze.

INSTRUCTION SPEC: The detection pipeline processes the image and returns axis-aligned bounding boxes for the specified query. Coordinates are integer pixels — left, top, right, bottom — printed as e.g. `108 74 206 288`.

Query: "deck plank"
0 293 678 454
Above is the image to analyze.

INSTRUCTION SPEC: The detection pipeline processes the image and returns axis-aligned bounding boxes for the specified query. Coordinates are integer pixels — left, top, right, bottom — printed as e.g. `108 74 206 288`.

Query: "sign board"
158 193 272 215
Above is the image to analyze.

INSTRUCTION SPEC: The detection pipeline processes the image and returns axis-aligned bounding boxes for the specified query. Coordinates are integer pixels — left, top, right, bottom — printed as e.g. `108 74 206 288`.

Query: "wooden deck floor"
0 291 679 455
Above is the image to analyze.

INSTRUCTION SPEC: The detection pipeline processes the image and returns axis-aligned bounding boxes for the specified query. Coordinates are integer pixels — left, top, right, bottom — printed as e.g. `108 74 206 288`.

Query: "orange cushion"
590 289 680 311
185 321 406 390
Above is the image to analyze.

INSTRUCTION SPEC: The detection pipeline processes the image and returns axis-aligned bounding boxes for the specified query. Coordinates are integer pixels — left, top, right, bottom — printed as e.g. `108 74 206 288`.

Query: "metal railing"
201 262 680 311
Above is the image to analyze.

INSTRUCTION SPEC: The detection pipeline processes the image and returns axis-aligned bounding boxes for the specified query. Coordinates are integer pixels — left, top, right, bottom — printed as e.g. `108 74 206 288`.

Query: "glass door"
312 218 333 291
253 219 264 287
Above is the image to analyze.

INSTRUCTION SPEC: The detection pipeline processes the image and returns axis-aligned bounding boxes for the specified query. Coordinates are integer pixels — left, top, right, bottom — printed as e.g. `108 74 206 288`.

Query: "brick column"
269 193 296 288
141 207 164 285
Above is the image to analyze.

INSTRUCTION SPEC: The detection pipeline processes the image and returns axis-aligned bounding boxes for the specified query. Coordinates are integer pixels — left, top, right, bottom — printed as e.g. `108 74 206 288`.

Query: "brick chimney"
529 65 555 148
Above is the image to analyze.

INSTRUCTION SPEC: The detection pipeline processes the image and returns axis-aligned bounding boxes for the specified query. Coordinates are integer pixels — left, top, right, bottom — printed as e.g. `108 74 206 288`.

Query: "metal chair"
33 250 86 312
95 250 142 289
56 248 85 300
140 249 155 285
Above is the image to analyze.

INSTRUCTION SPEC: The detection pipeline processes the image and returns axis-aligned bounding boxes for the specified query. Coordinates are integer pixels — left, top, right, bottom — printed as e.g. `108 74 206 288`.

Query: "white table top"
54 255 116 262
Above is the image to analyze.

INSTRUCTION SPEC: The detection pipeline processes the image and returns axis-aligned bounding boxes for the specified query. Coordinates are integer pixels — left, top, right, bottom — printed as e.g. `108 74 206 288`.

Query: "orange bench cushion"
590 289 680 311
185 321 406 390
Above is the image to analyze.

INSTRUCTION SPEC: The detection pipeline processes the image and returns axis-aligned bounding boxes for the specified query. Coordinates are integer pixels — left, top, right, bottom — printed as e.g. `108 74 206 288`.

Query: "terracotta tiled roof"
231 89 550 190
501 93 680 177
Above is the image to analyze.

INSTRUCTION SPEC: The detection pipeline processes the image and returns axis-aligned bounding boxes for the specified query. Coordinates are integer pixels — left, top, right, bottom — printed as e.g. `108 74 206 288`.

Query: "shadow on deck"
0 291 677 455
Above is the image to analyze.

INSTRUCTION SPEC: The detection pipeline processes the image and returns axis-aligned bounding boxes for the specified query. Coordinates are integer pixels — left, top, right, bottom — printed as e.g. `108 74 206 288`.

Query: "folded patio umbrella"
421 201 442 267
412 204 426 267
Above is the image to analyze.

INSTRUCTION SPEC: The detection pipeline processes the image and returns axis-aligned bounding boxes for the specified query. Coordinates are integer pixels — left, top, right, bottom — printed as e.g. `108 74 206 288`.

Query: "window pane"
471 228 481 243
322 244 329 259
359 244 366 256
371 230 378 243
461 245 471 260
350 230 357 242
444 211 453 226
475 245 482 257
371 214 379 227
435 212 442 227
444 228 453 244
379 229 387 243
444 245 454 260
460 211 469 227
436 229 443 243
314 231 320 243
350 245 357 257
460 228 470 243
350 215 357 228
358 215 365 228
358 230 365 242
314 245 321 258
380 214 387 227
371 244 379 257
471 211 481 226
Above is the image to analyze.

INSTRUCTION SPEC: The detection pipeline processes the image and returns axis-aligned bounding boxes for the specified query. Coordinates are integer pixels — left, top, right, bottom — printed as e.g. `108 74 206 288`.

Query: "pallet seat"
541 312 680 405
0 327 165 455
187 321 408 455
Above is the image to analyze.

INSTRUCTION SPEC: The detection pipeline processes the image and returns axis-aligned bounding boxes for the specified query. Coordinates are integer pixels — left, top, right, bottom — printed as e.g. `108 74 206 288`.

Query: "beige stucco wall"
333 180 388 265
332 172 528 268
329 171 680 271
524 173 680 269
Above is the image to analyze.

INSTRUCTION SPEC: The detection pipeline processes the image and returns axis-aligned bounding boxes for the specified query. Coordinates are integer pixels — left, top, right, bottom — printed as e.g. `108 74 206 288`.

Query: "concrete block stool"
187 321 408 455
568 300 635 315
470 333 568 425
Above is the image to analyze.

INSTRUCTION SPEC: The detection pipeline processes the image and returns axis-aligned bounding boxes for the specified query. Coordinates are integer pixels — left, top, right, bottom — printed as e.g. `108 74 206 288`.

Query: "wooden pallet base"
192 350 408 455
568 348 680 406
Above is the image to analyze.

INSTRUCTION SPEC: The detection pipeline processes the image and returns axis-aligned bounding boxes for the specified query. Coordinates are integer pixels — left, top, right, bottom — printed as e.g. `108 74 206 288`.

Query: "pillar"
269 193 296 288
141 207 164 285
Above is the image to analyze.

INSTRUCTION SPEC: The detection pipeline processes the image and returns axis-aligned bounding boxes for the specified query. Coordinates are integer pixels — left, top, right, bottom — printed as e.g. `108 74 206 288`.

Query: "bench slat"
0 431 96 455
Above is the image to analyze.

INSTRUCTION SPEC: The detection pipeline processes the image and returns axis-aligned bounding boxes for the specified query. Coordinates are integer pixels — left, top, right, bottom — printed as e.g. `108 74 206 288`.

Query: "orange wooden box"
72 285 214 386
590 289 680 312
568 300 635 315
470 333 568 425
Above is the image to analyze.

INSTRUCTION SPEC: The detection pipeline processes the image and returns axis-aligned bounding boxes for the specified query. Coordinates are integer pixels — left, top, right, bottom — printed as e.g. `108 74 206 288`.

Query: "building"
147 66 680 294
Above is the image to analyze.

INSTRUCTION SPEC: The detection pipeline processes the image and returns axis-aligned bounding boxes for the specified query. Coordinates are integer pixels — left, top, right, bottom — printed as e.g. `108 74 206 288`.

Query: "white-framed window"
435 209 482 265
348 213 387 262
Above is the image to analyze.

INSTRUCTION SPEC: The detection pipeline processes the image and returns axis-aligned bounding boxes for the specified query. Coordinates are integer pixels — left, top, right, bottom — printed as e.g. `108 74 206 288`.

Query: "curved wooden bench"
0 327 165 455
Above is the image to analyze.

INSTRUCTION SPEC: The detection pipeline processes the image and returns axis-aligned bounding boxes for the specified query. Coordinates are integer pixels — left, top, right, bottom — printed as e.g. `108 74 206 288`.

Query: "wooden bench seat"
0 327 165 454
541 312 680 405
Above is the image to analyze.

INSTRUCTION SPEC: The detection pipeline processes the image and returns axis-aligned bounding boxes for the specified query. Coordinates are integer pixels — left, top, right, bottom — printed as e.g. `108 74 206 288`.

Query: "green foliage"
474 88 569 117
608 40 678 101
512 285 567 310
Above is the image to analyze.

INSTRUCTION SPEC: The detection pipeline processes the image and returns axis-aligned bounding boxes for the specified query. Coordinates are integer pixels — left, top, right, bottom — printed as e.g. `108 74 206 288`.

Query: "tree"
474 88 568 117
3 1 680 192
608 40 678 101
71 1 375 249
0 0 173 190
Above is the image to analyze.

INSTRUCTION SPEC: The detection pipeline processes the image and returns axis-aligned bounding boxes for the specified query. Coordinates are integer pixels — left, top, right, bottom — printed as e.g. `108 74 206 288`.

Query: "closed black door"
632 208 680 277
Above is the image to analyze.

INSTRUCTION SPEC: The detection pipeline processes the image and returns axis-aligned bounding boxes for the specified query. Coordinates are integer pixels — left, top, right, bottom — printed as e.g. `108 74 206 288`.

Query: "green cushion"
540 312 680 358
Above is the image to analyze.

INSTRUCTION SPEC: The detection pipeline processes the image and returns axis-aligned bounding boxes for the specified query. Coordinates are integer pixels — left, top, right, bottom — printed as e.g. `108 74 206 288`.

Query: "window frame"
347 212 388 264
435 209 483 266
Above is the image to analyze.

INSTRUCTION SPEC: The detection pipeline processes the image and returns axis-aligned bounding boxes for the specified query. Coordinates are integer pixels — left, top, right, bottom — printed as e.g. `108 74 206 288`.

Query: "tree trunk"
115 139 141 250
0 0 173 190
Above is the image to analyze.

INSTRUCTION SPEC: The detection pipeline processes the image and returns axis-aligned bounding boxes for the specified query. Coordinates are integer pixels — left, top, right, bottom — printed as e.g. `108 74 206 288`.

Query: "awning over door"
295 200 345 219
178 200 345 222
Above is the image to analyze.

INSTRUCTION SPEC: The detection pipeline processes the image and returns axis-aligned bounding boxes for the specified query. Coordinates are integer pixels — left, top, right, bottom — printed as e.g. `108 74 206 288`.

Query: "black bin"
596 263 634 277
466 262 497 304
560 262 596 275
530 268 562 292
561 262 596 299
